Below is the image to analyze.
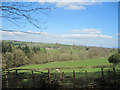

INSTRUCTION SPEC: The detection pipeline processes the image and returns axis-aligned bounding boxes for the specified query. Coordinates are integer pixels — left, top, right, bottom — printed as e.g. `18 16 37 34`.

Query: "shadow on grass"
2 71 60 89
2 68 120 89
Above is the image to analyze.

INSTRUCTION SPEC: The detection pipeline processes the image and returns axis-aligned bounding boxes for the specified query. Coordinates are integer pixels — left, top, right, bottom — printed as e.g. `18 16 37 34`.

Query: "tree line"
2 42 114 70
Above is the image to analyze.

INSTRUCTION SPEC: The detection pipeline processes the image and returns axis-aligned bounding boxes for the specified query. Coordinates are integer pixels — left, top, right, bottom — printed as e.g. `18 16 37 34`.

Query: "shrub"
108 52 120 65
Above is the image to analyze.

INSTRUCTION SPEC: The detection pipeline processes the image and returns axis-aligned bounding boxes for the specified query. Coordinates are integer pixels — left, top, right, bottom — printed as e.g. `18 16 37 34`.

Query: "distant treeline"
2 41 115 69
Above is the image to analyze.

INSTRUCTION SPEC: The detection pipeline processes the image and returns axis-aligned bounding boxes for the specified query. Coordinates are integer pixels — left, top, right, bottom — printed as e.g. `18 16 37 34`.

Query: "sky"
1 1 119 48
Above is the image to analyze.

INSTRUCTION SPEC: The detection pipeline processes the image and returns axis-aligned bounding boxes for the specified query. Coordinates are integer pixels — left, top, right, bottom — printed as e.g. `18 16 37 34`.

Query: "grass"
3 57 114 76
47 49 59 53
17 58 110 69
3 58 119 88
13 58 112 73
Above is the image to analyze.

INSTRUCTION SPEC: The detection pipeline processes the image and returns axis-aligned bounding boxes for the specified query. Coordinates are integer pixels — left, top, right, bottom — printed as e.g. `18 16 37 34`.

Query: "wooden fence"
2 67 118 88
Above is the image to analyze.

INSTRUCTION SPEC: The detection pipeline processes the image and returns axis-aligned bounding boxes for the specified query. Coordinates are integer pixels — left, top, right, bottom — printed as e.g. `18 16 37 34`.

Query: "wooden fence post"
11 73 14 88
113 68 116 84
60 69 62 86
5 69 8 88
15 69 18 75
32 70 35 88
48 69 51 84
108 71 110 82
101 68 104 80
85 70 88 79
73 70 76 88
85 70 89 83
15 69 19 88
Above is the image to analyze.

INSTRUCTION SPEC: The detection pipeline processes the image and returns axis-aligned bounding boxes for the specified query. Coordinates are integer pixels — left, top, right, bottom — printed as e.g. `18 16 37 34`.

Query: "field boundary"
3 65 118 88
6 64 113 71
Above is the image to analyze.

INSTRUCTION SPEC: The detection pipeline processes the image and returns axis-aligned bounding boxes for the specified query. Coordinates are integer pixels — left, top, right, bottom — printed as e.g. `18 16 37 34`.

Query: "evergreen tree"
22 46 30 55
17 45 22 50
7 44 12 52
2 43 7 53
33 47 37 53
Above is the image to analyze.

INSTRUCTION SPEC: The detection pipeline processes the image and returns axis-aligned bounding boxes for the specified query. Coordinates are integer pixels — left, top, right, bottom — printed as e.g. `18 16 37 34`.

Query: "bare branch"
1 2 53 29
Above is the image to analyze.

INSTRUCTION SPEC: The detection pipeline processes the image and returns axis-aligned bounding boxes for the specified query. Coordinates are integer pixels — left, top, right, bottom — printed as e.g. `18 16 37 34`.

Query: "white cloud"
55 2 101 10
2 0 117 11
56 2 72 7
1 29 116 48
11 0 101 10
27 31 32 32
1 30 48 36
64 5 86 10
62 34 112 38
64 28 112 39
70 29 101 34
56 2 100 7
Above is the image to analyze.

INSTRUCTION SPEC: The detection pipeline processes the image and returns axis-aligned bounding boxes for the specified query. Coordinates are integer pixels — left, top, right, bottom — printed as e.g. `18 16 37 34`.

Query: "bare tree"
0 2 53 34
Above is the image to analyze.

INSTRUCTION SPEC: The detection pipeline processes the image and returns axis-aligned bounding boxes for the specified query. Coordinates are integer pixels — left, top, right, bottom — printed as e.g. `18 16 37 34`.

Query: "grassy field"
12 58 113 73
3 58 119 88
17 58 110 68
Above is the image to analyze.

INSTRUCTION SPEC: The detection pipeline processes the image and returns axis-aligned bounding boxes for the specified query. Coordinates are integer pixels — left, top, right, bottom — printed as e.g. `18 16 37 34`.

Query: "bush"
108 51 120 66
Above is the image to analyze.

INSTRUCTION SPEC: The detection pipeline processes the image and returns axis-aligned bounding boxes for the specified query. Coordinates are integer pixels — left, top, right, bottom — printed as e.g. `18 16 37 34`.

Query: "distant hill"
2 40 117 69
2 40 115 50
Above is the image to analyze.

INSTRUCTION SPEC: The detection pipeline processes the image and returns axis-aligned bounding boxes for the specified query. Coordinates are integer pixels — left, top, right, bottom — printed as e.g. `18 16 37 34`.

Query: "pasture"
3 58 120 88
15 58 111 72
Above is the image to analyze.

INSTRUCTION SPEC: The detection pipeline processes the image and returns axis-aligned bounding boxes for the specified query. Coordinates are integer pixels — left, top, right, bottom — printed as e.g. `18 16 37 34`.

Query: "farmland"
2 40 120 89
2 57 120 88
16 58 111 72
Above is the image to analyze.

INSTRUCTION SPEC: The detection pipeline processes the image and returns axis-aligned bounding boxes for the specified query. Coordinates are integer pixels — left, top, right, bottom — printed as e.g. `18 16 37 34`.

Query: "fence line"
6 64 113 72
3 67 117 88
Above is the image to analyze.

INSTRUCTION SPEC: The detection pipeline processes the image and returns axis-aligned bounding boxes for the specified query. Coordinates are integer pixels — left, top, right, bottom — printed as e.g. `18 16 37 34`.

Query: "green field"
12 58 112 73
17 58 110 68
3 58 119 88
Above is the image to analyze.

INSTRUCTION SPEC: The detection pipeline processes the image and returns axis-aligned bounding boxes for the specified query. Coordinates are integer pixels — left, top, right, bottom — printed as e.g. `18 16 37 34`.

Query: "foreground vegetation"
2 65 120 88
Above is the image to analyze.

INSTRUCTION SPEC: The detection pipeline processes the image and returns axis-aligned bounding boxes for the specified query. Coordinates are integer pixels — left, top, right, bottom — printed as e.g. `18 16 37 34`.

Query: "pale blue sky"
1 2 118 48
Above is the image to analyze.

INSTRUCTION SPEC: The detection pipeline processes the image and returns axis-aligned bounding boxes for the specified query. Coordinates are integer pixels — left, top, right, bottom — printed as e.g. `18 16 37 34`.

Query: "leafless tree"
0 2 53 34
